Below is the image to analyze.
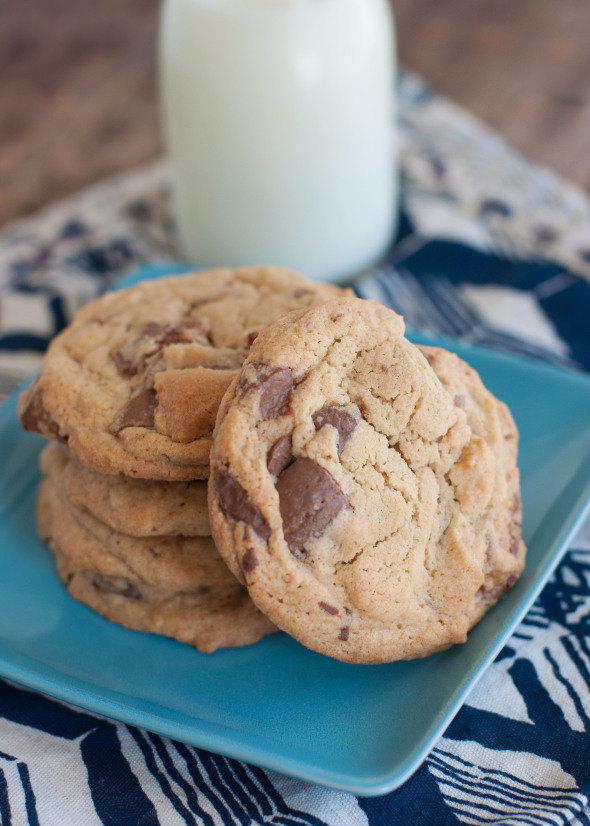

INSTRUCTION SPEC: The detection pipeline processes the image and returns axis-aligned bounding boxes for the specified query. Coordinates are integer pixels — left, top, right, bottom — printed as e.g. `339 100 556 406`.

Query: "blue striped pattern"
428 750 590 825
355 216 590 371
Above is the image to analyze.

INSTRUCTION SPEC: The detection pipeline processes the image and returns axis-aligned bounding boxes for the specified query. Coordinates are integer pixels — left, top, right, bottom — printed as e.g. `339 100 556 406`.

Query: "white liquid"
160 0 397 283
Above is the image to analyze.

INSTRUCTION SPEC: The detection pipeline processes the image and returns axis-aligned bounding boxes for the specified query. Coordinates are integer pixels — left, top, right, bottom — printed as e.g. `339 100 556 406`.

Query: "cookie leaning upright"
18 267 347 481
208 296 526 664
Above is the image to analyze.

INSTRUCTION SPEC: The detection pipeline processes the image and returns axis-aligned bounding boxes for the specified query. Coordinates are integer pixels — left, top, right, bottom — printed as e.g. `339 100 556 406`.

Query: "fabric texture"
0 72 589 824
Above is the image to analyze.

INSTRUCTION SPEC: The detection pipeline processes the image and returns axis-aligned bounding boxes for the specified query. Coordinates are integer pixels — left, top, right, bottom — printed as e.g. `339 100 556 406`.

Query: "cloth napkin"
1 72 590 825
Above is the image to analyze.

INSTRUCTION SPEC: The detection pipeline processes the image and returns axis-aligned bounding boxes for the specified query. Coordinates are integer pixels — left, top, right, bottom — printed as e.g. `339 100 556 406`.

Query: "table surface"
2 0 590 227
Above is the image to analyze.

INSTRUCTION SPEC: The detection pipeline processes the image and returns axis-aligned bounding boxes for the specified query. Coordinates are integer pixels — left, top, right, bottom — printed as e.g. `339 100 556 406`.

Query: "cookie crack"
336 529 406 570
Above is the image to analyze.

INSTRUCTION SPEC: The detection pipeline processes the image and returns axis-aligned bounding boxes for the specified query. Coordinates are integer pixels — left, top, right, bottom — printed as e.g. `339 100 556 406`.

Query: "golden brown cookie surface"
40 443 211 537
19 267 347 480
209 296 526 664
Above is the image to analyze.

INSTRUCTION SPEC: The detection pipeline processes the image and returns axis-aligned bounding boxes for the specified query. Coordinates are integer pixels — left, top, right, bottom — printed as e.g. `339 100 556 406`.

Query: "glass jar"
160 0 397 283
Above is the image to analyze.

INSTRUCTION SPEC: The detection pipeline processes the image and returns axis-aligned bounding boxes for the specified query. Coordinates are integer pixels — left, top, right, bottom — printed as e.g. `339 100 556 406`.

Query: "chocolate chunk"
508 516 522 556
478 572 519 601
112 387 156 434
160 319 210 347
112 349 139 377
508 494 522 555
111 323 165 377
19 379 42 431
112 320 210 377
276 458 346 553
92 574 142 601
312 406 357 453
259 368 294 419
215 469 270 541
267 436 293 477
247 331 259 346
319 601 339 615
338 627 350 641
19 383 67 443
143 322 166 338
242 550 259 573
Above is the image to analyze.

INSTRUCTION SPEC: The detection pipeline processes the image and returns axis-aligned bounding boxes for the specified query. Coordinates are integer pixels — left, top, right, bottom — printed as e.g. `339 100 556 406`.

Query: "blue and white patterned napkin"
1 73 590 824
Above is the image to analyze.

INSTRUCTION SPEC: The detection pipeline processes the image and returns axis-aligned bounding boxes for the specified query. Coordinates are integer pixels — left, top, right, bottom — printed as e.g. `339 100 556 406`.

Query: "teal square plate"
0 264 589 796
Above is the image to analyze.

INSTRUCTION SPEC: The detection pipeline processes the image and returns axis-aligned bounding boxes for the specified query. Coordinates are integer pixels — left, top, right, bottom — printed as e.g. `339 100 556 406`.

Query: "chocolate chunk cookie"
19 267 347 480
37 477 277 653
40 443 211 537
208 296 526 664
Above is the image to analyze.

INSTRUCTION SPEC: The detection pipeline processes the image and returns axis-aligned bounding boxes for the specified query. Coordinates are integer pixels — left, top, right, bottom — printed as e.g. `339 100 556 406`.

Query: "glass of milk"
160 0 397 283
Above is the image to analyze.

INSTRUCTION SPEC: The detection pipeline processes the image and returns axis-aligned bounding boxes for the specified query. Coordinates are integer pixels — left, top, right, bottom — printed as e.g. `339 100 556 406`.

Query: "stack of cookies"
19 267 526 663
35 443 277 653
19 266 347 653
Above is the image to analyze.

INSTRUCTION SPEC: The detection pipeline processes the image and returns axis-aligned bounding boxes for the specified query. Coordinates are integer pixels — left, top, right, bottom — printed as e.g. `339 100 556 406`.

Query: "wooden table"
2 0 590 227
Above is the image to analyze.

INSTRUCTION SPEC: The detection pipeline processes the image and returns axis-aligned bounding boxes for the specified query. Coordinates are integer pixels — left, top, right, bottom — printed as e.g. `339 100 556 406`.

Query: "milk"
160 0 397 283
